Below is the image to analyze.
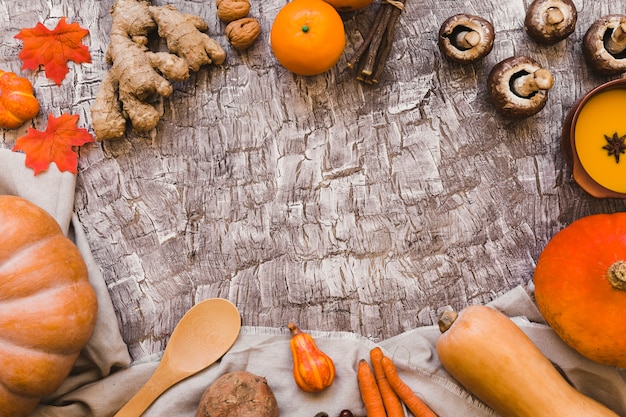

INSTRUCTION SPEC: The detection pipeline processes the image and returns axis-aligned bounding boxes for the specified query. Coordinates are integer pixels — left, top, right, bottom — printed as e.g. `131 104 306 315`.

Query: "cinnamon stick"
347 0 407 84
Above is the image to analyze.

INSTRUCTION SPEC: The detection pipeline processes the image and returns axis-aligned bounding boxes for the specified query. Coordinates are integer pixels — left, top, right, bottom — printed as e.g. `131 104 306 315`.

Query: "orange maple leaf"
12 113 94 175
15 17 91 86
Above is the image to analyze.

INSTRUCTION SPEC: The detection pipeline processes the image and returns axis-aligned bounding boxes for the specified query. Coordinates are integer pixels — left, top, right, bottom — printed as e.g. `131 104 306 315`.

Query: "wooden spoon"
114 298 241 417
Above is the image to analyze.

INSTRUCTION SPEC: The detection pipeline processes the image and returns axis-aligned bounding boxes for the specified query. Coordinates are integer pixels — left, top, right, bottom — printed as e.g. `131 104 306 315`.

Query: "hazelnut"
225 17 261 51
216 0 251 23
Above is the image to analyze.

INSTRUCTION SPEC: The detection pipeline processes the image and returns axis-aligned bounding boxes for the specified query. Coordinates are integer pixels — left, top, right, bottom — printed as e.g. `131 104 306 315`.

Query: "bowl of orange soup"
562 78 626 198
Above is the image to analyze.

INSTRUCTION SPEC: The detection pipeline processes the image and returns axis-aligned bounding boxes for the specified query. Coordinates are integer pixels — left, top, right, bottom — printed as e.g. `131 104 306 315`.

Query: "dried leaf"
13 113 94 175
15 17 91 86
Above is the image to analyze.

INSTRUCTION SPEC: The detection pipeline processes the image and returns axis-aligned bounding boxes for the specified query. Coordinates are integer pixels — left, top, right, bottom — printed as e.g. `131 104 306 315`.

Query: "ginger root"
91 0 226 141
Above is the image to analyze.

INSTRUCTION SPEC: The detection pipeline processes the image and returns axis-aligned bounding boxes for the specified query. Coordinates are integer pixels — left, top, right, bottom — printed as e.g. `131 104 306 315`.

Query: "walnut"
216 0 251 23
225 17 261 51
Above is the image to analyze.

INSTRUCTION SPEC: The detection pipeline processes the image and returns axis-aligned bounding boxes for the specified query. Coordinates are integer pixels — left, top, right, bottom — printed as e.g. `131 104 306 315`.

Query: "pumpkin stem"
288 322 301 335
607 261 626 291
437 310 458 333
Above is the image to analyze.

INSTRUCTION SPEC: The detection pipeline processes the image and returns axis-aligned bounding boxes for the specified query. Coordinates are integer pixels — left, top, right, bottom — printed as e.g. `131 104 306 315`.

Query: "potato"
195 371 279 417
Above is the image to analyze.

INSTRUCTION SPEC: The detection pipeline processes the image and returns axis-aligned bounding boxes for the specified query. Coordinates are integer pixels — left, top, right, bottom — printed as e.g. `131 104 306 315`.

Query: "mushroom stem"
454 30 481 49
606 20 626 55
607 260 626 291
512 68 554 97
545 7 565 25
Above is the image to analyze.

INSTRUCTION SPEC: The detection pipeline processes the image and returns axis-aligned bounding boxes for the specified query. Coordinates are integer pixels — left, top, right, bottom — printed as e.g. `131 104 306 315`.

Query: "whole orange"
323 0 373 12
270 0 346 76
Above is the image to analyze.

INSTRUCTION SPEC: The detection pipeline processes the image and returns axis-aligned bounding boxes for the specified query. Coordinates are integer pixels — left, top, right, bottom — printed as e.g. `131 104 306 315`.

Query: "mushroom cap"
583 14 626 75
524 0 577 44
487 56 554 118
438 14 495 64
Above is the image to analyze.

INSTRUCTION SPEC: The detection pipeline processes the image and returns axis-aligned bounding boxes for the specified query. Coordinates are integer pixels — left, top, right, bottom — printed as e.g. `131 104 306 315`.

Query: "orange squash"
0 195 98 417
288 322 336 392
436 305 619 417
0 70 39 129
534 212 626 368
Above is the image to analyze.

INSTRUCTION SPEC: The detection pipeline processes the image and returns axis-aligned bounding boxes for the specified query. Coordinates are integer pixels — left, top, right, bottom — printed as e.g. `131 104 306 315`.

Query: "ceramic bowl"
562 78 626 198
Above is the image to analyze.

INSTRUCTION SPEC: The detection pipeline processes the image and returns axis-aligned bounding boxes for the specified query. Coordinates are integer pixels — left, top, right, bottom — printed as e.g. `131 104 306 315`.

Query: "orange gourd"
534 212 626 368
270 0 346 76
323 0 373 12
288 322 336 392
0 195 98 417
0 70 39 129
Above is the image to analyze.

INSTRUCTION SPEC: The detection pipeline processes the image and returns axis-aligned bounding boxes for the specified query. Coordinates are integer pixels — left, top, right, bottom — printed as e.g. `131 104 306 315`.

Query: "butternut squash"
435 305 618 417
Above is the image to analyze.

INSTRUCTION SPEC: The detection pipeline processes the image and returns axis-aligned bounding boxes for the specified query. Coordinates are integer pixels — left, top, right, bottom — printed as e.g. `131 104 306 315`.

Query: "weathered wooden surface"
2 0 626 361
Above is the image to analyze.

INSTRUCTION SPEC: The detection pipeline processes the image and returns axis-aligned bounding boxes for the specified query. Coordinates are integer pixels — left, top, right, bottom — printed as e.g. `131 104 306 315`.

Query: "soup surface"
575 88 626 194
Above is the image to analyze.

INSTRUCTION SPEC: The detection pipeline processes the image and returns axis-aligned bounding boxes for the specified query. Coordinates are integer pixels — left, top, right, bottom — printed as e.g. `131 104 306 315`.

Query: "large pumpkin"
0 195 98 417
534 212 626 368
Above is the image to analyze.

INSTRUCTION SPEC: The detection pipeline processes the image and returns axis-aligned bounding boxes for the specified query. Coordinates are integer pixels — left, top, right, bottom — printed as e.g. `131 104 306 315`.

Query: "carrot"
357 359 387 417
381 356 438 417
370 347 404 417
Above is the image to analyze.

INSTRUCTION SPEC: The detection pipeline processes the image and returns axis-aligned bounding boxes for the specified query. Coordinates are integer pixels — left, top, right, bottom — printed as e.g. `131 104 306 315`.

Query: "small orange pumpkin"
288 322 336 392
534 212 626 368
0 70 39 129
0 195 98 417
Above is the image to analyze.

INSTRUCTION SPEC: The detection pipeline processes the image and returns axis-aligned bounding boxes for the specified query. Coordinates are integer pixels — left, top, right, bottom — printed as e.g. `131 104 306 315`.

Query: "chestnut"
438 14 495 64
487 56 555 118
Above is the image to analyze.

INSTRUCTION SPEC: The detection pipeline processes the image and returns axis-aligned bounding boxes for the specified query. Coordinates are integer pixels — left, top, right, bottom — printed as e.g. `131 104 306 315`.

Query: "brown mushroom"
524 0 577 44
487 56 555 118
583 14 626 75
438 14 495 64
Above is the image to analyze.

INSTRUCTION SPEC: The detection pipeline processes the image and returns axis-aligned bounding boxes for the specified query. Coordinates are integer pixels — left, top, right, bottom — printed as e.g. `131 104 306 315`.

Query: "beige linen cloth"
2 148 626 417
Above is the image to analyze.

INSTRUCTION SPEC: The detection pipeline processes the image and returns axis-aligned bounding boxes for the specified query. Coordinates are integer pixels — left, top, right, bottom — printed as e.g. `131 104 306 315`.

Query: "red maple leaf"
15 17 91 86
12 113 94 175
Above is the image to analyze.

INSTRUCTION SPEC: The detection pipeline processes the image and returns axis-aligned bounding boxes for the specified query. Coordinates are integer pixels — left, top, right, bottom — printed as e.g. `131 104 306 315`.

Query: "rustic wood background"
1 0 626 361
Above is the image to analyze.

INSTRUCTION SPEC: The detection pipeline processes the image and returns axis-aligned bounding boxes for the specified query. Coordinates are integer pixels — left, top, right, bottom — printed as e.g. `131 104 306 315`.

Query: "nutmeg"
216 0 251 23
225 17 261 51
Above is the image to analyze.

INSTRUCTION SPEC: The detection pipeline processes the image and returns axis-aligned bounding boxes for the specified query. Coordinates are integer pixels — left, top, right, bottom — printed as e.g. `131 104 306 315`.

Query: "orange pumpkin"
0 70 39 129
0 195 98 417
534 212 626 368
323 0 373 12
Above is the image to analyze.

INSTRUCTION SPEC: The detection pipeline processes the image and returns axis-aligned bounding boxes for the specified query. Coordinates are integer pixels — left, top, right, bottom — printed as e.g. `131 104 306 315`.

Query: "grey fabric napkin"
2 148 625 417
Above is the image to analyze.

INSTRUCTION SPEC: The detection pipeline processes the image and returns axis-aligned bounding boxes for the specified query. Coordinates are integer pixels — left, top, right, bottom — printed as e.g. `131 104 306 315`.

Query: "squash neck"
607 261 626 291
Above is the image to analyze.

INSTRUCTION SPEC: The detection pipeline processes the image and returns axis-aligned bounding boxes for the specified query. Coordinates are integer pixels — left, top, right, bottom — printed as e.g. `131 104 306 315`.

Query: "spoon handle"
113 366 185 417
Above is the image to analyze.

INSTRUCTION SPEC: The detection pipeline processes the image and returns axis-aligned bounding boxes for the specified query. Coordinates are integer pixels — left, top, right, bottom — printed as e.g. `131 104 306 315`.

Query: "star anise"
602 132 626 163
